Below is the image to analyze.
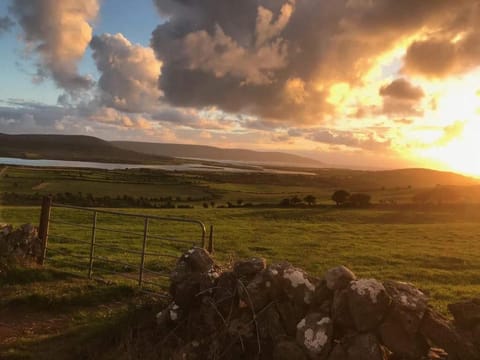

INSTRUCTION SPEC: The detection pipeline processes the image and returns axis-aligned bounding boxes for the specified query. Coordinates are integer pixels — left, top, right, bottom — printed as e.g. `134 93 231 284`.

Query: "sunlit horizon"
1 0 480 177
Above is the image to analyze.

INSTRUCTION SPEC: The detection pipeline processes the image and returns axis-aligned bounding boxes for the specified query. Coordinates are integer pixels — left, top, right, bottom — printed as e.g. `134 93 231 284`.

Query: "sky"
0 0 480 175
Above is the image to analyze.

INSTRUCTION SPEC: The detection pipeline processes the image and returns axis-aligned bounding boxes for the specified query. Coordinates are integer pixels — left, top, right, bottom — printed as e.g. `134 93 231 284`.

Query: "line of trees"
331 190 371 208
279 195 317 207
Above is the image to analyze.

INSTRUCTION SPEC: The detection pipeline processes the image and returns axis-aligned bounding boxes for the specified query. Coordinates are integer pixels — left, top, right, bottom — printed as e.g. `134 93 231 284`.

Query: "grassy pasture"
2 205 480 314
2 165 480 358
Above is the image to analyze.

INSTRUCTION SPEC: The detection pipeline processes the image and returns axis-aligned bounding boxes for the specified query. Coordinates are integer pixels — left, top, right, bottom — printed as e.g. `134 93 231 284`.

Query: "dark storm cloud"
9 0 99 92
0 16 14 34
403 1 480 78
150 0 475 124
379 79 424 117
380 79 424 101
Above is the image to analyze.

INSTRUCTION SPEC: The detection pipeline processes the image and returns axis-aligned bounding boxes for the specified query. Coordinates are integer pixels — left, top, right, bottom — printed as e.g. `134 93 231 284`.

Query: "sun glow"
421 120 480 176
413 71 480 177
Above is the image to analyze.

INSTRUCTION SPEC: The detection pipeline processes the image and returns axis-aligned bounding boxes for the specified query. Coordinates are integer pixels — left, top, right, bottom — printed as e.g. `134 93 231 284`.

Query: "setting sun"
421 119 480 177
409 71 480 176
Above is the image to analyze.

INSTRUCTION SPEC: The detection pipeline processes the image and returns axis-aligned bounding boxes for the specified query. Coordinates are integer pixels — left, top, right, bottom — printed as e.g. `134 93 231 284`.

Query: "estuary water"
0 157 316 175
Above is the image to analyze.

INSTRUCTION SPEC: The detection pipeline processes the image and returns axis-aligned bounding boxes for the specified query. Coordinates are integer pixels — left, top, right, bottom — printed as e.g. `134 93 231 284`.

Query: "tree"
280 198 291 207
349 193 371 207
331 190 350 206
304 195 316 206
290 195 302 205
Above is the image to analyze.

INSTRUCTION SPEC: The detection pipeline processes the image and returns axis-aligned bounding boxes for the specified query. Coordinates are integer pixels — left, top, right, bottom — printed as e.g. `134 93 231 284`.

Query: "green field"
2 166 480 358
3 205 480 312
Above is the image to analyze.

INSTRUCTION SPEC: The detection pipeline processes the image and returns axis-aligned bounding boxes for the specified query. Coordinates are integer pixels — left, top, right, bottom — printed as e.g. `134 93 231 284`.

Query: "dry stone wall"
0 223 42 273
156 247 480 360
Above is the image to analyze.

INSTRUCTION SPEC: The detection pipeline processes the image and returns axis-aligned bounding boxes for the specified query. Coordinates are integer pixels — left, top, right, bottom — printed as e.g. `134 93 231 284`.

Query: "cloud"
404 39 457 77
0 99 66 125
403 2 480 78
89 107 155 130
394 118 414 125
378 78 425 117
0 16 14 35
151 0 478 124
183 24 288 86
435 121 465 146
90 33 163 113
286 126 392 152
379 78 424 100
10 0 99 91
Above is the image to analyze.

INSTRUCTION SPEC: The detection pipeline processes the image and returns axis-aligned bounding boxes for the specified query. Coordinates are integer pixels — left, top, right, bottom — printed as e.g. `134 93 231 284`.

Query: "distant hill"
313 167 479 190
0 134 171 164
112 141 322 167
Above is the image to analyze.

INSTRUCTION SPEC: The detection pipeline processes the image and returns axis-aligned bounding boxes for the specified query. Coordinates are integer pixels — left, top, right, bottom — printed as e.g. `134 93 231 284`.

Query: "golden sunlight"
415 71 480 177
421 120 480 177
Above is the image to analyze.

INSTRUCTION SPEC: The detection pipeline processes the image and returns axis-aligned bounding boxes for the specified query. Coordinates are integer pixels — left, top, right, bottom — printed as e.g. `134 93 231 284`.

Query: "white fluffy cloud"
11 0 100 91
90 33 163 113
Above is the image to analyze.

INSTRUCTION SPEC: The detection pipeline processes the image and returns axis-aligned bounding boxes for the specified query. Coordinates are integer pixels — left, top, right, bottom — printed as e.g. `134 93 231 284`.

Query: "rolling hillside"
112 141 323 167
0 134 171 164
311 167 479 190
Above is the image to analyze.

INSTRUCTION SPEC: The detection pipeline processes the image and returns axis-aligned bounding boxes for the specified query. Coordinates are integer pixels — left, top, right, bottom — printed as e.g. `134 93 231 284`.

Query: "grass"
2 165 480 358
2 205 480 315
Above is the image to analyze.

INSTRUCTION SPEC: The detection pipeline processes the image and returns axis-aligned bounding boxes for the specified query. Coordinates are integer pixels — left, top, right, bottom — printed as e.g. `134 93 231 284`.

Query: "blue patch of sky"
1 0 164 106
0 2 60 104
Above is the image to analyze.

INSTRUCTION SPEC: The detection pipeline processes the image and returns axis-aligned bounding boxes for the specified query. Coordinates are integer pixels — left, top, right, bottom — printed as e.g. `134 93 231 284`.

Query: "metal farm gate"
38 197 212 295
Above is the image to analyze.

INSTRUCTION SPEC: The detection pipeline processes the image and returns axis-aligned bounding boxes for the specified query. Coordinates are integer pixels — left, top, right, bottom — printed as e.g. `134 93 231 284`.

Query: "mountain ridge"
0 133 171 164
112 140 323 166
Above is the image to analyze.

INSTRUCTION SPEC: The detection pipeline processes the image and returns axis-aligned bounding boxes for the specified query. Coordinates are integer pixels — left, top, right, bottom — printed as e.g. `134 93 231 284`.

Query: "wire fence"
38 197 211 296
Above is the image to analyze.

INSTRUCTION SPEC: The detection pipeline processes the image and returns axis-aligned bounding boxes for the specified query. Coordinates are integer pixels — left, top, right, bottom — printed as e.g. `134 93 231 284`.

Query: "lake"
0 157 316 175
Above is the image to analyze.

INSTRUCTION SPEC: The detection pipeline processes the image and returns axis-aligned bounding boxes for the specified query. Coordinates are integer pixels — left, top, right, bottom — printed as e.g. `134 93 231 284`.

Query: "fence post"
139 217 149 287
38 196 52 265
208 225 214 253
88 211 97 279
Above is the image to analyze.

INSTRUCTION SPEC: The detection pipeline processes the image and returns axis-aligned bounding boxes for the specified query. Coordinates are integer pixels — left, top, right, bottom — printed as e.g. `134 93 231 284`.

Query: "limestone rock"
271 263 317 306
214 271 238 314
332 288 354 331
420 308 478 360
425 347 448 360
169 247 220 309
448 298 480 330
156 301 182 327
296 313 333 359
233 257 266 278
276 300 307 336
384 280 428 335
325 266 356 291
273 339 308 360
257 306 286 341
378 315 429 359
345 333 389 360
238 270 273 311
348 279 391 332
327 343 348 360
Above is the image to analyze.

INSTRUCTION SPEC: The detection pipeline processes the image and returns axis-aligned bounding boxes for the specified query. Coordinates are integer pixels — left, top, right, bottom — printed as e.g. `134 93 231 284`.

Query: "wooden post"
88 211 97 279
208 225 214 254
139 217 149 287
38 196 52 265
